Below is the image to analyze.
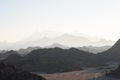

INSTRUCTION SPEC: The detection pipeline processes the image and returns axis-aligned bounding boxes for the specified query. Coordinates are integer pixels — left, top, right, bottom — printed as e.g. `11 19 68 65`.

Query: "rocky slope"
0 62 45 80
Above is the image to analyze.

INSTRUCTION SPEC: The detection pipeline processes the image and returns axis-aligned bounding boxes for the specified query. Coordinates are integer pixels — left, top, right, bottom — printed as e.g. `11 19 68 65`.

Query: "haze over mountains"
78 46 111 53
1 0 120 79
0 38 119 73
0 32 115 50
0 40 120 80
0 38 120 80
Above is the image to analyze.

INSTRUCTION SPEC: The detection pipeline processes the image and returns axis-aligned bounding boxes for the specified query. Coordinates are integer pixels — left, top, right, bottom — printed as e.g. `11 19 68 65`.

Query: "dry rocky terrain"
41 68 119 80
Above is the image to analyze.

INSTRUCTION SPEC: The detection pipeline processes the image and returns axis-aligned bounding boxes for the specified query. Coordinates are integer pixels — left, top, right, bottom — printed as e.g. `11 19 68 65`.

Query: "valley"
41 66 118 80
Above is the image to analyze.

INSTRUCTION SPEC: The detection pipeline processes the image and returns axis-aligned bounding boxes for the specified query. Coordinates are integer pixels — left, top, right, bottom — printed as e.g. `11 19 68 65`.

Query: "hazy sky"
0 0 120 42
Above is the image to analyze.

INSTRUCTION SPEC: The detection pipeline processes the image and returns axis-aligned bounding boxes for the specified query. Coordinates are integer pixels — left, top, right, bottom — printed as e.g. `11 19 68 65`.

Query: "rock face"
0 62 45 80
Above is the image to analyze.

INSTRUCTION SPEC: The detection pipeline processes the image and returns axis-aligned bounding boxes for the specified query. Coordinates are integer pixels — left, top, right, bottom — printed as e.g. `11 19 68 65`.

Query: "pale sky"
0 0 120 42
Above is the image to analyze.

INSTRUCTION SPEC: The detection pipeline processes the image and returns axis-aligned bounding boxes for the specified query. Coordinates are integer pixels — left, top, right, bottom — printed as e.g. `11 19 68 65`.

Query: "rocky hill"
0 62 45 80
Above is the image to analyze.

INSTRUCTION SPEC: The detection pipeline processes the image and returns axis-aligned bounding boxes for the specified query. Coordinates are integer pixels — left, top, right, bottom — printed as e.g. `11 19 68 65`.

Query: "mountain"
0 38 118 73
2 48 102 73
0 50 19 60
4 53 22 64
78 46 111 53
0 33 115 50
45 43 69 49
0 50 8 54
18 47 40 56
98 39 120 62
0 62 45 80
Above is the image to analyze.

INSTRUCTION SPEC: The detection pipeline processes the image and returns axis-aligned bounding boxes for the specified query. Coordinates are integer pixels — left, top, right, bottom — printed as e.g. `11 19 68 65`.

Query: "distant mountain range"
78 46 111 53
0 50 18 60
16 44 111 55
18 47 40 56
0 41 114 59
0 33 115 50
0 39 120 73
46 43 112 53
0 43 111 56
2 48 98 73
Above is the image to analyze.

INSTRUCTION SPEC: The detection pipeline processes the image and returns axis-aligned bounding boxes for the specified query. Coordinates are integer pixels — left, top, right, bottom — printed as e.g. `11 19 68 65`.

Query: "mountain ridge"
0 34 115 50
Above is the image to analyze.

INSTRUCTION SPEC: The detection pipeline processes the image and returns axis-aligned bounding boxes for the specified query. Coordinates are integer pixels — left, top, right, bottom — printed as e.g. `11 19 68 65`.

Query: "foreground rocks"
107 65 120 79
0 62 45 80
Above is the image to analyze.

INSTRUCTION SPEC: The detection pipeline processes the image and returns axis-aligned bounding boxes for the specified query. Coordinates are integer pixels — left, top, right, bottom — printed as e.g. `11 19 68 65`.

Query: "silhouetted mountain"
0 50 8 54
98 39 120 62
18 47 40 56
0 62 45 80
4 53 22 64
2 48 102 73
78 46 111 53
0 50 19 60
45 43 69 49
17 44 67 56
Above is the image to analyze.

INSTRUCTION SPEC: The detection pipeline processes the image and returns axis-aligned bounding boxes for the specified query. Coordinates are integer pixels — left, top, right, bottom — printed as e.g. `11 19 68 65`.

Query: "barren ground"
40 67 119 80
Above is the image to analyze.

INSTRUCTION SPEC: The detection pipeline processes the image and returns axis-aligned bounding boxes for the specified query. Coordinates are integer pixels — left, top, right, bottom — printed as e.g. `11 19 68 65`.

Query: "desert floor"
40 67 119 80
